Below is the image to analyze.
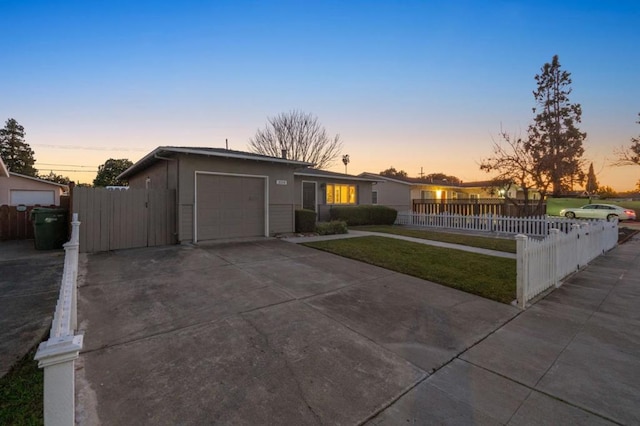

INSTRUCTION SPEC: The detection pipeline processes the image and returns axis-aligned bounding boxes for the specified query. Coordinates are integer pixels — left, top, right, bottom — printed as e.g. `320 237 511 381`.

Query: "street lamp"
342 154 350 174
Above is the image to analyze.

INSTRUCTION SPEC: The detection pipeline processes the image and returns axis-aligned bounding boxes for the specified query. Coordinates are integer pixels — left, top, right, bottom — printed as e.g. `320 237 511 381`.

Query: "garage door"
196 174 266 241
10 190 55 206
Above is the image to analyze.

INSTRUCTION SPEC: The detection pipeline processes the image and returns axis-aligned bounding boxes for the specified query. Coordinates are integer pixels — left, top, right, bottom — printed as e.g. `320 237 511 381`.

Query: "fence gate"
72 187 176 253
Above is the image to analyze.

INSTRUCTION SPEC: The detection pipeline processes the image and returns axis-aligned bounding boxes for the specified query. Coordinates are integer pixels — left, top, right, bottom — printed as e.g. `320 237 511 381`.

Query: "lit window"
326 184 357 204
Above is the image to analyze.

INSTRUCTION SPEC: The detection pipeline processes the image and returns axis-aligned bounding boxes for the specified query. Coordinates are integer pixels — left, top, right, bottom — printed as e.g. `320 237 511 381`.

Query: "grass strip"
0 347 43 425
352 225 517 253
304 236 516 304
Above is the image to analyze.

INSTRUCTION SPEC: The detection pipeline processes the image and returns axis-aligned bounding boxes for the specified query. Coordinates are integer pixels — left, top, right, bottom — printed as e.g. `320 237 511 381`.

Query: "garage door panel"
196 174 265 241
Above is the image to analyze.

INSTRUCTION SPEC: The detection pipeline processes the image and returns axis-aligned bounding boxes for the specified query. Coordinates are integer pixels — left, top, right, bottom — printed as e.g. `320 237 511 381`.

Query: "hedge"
316 220 348 235
295 209 317 233
329 205 397 226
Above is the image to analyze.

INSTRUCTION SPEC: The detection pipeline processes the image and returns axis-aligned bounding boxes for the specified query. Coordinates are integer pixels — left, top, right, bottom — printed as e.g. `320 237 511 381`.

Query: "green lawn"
547 197 640 217
353 225 517 253
0 347 43 425
304 236 516 304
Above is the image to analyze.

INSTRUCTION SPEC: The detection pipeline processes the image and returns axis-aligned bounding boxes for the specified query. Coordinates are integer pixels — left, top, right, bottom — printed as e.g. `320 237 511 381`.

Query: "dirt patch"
619 226 639 244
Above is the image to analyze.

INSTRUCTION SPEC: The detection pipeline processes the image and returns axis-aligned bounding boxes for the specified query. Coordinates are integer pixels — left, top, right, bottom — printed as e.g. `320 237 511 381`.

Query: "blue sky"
1 0 638 189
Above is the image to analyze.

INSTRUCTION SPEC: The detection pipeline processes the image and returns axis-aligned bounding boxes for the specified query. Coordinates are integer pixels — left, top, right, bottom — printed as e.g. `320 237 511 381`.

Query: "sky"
1 0 638 190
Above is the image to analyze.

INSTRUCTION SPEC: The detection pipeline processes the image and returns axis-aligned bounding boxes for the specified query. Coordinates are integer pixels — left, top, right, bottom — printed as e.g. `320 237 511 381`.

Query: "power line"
39 169 98 173
33 143 148 152
37 162 98 168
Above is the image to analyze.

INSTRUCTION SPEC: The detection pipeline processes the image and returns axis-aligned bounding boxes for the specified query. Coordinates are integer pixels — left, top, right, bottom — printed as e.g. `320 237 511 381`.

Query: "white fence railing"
34 213 83 426
516 220 618 308
395 212 592 237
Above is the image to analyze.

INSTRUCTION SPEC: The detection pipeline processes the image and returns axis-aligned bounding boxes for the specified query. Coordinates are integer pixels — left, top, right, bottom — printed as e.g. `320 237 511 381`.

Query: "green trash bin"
31 208 69 250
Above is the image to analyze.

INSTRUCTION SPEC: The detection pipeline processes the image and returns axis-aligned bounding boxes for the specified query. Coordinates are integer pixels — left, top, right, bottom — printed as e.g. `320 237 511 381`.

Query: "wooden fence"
412 199 546 217
72 187 176 252
0 196 70 241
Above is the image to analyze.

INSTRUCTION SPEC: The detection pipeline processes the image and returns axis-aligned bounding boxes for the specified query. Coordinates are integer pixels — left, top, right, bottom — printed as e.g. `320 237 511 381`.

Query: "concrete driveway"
0 240 64 378
77 237 640 425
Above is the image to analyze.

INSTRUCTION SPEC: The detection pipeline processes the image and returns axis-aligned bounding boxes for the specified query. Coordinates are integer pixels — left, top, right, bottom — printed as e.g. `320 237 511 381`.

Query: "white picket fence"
516 220 618 308
395 211 590 237
34 213 83 426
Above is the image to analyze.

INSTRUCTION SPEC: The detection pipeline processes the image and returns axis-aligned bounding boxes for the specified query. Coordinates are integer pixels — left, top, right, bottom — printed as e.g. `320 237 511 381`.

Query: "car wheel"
606 214 618 222
565 212 576 219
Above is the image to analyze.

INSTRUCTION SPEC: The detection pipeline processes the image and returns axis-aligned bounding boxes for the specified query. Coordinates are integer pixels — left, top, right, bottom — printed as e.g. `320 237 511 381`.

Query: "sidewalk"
370 233 640 424
284 229 516 259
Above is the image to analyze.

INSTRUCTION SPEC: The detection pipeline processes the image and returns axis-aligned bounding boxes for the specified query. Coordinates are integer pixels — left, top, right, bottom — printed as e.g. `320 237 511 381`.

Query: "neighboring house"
118 146 375 243
359 172 541 213
294 168 376 221
0 157 68 206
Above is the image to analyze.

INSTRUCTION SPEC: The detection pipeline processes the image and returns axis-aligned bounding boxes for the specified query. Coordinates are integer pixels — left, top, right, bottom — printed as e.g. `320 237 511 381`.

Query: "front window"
326 184 356 204
372 190 378 204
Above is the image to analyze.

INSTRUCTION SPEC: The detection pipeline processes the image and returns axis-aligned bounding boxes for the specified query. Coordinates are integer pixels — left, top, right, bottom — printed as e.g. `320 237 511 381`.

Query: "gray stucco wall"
372 180 411 213
128 160 177 190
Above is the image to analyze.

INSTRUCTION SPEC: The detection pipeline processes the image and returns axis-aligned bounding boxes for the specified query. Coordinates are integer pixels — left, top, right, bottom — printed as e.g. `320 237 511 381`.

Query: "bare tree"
480 130 551 215
612 113 640 166
248 110 343 169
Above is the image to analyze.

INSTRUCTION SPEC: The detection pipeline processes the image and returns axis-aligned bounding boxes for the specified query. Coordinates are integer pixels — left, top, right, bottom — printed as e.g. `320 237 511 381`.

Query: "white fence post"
550 228 560 288
516 234 528 309
34 212 83 426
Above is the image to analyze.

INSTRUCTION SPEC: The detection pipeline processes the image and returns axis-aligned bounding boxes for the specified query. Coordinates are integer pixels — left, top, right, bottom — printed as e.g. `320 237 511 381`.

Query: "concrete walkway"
284 229 516 259
76 235 640 425
0 240 64 377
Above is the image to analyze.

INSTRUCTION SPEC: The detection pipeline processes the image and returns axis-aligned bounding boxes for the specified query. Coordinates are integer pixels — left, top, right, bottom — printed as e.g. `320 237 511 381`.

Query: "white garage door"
10 190 55 206
196 174 266 241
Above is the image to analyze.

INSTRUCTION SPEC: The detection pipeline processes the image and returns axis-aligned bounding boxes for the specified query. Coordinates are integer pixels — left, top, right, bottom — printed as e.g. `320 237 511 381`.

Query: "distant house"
0 157 68 206
359 173 500 212
118 146 376 243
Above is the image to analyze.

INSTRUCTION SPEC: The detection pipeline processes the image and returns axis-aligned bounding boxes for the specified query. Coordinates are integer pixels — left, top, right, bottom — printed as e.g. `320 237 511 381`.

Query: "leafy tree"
248 110 342 169
0 118 37 176
597 185 617 199
613 113 640 166
39 171 71 185
585 163 598 194
380 167 408 178
93 158 133 187
422 172 461 185
525 55 586 196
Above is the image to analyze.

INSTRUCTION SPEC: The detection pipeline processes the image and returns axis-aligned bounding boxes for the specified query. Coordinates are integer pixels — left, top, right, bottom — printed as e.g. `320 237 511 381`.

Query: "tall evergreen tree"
585 162 598 194
0 118 37 176
525 55 586 196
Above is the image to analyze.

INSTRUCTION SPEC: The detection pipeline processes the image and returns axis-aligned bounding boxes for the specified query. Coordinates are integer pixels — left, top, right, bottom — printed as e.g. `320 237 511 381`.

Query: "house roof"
296 168 379 182
9 172 70 190
360 172 498 189
0 157 8 178
359 172 413 185
119 146 315 179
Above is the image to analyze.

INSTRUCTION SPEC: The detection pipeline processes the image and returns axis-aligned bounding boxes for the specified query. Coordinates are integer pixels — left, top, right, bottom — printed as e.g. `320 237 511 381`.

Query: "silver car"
559 204 637 221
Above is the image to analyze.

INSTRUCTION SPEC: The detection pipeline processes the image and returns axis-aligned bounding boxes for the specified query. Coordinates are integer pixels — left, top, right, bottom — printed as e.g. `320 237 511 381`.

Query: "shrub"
316 221 348 235
295 209 317 233
330 205 397 226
